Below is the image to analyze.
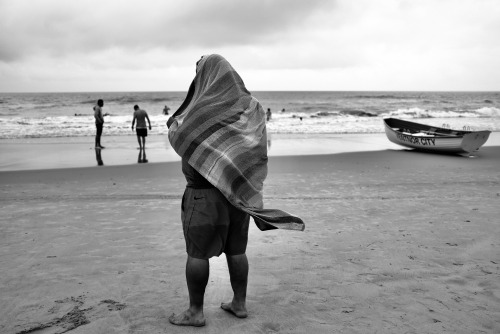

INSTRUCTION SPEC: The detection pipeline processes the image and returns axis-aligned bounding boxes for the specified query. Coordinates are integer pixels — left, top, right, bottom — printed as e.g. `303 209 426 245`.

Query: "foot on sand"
169 310 206 327
221 302 248 318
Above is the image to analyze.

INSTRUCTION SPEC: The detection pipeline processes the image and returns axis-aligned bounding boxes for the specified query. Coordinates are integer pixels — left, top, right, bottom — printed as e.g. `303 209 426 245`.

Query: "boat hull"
384 118 491 154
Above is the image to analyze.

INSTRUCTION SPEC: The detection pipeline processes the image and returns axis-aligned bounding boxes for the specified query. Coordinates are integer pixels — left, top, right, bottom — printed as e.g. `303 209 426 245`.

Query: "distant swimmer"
266 108 272 121
163 105 170 115
281 108 286 112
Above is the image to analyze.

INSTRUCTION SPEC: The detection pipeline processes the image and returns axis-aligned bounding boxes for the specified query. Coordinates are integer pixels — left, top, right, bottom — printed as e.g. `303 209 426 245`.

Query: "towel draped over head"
168 54 304 231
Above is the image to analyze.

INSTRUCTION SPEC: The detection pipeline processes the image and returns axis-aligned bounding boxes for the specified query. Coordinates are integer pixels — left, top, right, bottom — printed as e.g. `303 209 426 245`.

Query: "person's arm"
146 113 151 130
131 114 136 131
167 80 195 128
96 107 105 123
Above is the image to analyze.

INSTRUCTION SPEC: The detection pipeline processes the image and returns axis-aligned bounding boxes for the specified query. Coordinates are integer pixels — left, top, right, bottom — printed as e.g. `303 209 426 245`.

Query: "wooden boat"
383 118 491 154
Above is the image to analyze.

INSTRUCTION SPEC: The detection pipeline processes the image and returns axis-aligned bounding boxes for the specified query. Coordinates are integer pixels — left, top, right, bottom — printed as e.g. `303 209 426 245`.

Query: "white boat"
384 118 491 154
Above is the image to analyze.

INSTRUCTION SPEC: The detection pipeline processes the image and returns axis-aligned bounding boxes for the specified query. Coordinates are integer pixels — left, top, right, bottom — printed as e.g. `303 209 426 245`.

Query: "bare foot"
169 310 206 327
221 302 248 318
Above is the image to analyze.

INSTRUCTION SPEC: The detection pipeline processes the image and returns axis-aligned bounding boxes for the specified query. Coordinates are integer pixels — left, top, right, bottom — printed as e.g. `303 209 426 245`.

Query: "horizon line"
1 89 500 94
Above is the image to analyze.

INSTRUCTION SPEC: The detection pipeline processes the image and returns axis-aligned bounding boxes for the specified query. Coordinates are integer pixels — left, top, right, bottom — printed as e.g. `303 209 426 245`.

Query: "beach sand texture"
1 148 499 333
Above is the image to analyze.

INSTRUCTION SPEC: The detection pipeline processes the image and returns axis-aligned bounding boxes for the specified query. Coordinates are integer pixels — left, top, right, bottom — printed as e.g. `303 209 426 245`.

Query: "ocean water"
0 91 499 139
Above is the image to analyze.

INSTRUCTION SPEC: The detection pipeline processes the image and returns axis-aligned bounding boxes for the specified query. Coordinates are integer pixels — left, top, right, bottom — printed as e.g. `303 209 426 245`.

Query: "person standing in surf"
131 104 152 150
93 99 107 149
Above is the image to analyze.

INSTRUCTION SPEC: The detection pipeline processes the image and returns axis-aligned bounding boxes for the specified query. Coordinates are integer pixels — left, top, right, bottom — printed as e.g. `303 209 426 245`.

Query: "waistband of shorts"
186 185 216 189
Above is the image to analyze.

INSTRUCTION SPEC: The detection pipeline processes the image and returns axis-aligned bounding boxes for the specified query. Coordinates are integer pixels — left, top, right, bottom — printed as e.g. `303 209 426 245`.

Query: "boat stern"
461 131 491 153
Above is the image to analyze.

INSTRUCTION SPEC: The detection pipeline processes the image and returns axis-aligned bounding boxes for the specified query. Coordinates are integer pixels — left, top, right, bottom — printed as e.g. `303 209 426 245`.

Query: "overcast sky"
1 0 499 92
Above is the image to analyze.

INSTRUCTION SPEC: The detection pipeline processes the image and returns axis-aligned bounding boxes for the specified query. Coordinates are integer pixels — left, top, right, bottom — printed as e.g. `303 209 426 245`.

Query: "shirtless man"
93 99 106 148
131 105 152 150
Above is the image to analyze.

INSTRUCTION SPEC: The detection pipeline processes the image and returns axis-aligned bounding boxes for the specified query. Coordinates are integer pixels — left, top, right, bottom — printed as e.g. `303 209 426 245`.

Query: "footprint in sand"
261 321 281 332
15 296 126 334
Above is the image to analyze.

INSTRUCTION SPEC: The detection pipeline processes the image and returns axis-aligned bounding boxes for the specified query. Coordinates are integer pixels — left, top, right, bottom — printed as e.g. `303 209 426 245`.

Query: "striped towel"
167 54 304 231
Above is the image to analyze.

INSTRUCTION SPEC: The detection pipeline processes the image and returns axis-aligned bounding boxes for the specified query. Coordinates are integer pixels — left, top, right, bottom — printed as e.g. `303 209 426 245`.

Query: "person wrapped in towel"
167 54 305 327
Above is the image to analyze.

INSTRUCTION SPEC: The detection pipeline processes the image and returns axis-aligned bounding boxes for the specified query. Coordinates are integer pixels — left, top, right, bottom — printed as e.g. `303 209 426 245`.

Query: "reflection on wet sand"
138 148 148 163
94 147 150 167
95 148 103 166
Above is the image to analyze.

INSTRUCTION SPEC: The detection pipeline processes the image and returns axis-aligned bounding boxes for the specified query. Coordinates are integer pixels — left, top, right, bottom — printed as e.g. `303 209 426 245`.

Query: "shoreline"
1 132 500 172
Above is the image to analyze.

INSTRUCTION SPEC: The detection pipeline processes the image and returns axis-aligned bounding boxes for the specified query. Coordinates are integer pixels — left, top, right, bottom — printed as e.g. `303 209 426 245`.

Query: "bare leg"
221 254 248 318
137 149 143 163
96 125 104 148
142 136 146 149
169 256 209 327
95 131 101 148
136 135 142 150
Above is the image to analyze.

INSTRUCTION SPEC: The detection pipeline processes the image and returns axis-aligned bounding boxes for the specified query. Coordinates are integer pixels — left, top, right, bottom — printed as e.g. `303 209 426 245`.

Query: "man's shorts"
96 123 103 136
136 128 148 137
181 187 250 260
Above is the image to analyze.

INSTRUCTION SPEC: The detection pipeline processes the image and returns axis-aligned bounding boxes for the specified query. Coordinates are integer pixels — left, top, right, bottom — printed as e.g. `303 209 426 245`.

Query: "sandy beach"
1 139 500 333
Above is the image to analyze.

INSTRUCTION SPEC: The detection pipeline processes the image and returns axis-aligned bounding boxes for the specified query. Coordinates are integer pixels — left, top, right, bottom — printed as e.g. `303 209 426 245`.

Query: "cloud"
0 0 334 61
1 0 499 91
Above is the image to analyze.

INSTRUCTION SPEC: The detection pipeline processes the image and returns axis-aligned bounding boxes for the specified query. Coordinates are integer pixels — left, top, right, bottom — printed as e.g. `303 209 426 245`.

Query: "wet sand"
1 146 499 333
1 132 499 172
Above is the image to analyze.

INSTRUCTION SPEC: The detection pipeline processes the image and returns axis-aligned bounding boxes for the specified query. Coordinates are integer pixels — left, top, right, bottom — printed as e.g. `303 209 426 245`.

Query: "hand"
131 126 134 131
149 126 152 130
167 117 174 128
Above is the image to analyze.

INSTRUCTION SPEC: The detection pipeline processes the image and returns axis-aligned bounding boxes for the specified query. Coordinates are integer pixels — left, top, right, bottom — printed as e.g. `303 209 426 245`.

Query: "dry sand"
1 147 499 333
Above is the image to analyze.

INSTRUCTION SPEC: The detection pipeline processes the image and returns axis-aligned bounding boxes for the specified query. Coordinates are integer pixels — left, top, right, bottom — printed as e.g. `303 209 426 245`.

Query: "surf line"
396 133 436 146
